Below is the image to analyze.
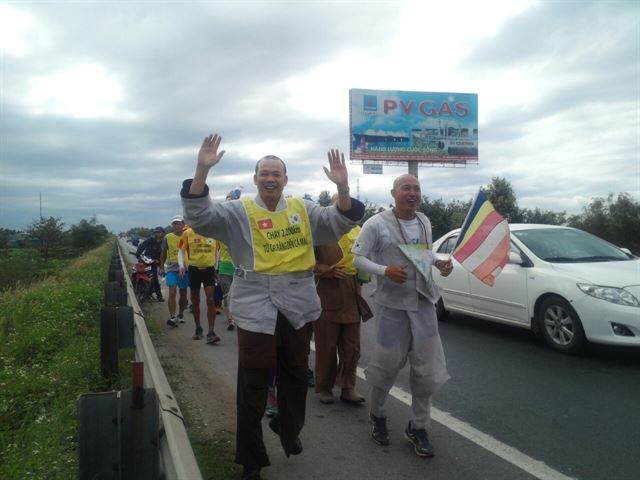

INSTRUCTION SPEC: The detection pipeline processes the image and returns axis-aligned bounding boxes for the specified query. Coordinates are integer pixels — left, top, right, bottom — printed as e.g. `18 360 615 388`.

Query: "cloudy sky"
1 0 638 233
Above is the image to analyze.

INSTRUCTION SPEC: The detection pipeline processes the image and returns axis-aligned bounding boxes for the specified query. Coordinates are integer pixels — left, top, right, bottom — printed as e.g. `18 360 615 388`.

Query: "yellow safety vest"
242 197 314 273
217 241 235 276
335 225 361 275
165 232 182 263
183 229 217 268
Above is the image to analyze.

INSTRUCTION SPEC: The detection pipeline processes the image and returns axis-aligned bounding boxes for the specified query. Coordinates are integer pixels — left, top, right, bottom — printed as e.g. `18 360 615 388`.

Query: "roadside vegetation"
322 177 639 254
0 242 132 479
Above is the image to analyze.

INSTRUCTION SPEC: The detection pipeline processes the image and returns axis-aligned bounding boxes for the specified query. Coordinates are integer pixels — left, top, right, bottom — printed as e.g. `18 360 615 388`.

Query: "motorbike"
129 252 156 303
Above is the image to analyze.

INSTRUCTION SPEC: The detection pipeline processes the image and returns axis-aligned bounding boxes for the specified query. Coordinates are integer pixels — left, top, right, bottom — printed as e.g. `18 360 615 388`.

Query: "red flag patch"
257 218 273 230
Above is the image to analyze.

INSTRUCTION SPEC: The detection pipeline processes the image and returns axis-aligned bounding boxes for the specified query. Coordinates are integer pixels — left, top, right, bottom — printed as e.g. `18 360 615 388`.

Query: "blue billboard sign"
350 89 478 163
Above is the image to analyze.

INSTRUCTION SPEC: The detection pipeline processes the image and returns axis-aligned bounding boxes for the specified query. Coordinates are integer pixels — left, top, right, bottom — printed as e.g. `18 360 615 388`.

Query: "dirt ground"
141 295 238 462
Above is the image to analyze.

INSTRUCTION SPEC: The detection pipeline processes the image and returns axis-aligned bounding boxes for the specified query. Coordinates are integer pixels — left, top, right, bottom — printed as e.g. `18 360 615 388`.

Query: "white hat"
171 215 184 223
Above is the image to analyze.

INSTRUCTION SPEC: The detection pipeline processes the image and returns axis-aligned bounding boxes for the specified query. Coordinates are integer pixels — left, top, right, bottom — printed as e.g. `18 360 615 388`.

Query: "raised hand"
323 149 349 188
198 134 225 169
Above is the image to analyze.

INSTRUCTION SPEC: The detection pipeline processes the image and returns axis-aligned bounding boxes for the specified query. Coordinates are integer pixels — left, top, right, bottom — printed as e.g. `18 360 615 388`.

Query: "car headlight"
577 283 640 307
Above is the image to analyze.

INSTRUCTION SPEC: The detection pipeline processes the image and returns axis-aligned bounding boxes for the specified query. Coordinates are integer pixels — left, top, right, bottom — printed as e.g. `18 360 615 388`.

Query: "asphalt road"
358 280 640 480
122 241 639 479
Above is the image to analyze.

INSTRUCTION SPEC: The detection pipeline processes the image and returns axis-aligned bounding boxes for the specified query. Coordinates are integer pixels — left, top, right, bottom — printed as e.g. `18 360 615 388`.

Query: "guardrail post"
100 306 119 379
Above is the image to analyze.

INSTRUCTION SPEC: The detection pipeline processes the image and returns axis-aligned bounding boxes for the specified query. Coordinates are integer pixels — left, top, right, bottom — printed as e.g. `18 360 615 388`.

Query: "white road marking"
310 342 575 480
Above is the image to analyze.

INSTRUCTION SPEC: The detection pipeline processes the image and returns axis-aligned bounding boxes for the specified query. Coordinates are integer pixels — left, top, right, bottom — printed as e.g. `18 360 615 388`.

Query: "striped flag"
451 190 510 287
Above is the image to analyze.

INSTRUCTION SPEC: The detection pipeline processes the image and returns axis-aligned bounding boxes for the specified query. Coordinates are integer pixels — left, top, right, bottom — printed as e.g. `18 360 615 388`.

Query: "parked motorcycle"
129 252 156 303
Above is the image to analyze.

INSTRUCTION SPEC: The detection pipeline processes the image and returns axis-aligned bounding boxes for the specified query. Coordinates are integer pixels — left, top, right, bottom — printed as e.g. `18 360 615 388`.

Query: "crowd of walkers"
140 132 453 480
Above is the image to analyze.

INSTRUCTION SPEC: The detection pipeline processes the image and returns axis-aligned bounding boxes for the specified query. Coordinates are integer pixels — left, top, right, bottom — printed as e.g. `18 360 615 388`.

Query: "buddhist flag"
451 190 510 287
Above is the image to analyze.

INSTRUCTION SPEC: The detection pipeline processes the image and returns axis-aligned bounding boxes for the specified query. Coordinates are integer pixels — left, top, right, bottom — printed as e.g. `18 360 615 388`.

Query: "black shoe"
206 331 221 344
157 296 165 303
370 413 390 446
177 312 185 323
166 317 178 328
404 421 434 457
227 323 235 331
241 466 262 480
307 368 315 388
268 416 303 455
192 326 203 340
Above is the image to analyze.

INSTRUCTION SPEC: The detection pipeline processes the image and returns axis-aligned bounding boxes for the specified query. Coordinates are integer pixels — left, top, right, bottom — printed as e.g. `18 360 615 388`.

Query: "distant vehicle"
432 224 640 353
130 252 155 303
128 237 139 247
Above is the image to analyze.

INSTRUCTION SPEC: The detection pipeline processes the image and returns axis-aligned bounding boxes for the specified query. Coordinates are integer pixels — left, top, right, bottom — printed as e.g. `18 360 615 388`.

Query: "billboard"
350 89 478 163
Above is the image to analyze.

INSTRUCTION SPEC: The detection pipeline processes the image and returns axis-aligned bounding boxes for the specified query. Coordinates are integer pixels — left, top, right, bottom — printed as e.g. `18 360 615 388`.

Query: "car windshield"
513 228 631 263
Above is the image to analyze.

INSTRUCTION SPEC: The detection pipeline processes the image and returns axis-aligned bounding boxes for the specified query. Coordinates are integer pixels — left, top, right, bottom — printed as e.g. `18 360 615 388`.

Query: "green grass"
0 241 133 479
0 248 71 292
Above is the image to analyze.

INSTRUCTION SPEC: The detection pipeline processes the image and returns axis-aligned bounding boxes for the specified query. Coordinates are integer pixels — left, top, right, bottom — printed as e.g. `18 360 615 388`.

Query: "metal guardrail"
116 240 203 480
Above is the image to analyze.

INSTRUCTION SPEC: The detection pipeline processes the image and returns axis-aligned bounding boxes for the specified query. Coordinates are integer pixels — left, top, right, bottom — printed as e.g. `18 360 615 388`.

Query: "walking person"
313 213 368 405
181 133 364 480
352 173 453 458
160 215 189 327
178 227 221 344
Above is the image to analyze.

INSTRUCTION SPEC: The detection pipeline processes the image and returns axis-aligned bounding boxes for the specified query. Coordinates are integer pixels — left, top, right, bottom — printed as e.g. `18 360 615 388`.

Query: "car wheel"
436 297 449 321
537 295 586 353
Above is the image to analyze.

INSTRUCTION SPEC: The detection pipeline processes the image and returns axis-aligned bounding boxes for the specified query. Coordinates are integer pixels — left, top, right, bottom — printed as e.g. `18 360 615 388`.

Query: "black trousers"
235 312 312 468
150 263 162 298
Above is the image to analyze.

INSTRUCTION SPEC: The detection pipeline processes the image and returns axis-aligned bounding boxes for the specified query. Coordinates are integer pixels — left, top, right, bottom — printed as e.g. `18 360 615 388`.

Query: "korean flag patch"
289 213 301 225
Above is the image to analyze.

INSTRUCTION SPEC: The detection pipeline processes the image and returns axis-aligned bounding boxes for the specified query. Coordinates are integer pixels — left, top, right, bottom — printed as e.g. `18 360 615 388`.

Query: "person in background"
160 215 189 327
181 133 364 480
178 227 221 344
135 226 165 302
352 174 453 458
313 205 366 405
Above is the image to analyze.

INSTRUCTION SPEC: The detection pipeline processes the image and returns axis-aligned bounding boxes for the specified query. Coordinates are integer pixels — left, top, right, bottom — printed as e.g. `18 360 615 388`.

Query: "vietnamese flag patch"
257 218 273 230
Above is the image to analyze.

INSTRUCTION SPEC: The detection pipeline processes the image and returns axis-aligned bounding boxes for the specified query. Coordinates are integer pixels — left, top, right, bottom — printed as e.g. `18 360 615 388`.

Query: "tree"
484 177 521 222
317 190 332 207
0 228 20 248
70 216 110 250
520 208 567 225
569 193 640 254
302 193 314 201
26 217 66 262
362 200 385 224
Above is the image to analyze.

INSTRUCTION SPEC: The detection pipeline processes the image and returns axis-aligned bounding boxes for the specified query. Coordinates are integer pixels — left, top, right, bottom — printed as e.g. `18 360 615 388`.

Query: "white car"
432 224 640 353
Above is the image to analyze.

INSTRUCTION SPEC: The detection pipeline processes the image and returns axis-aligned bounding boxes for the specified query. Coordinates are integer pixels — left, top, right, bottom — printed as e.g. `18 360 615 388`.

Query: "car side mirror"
508 251 524 265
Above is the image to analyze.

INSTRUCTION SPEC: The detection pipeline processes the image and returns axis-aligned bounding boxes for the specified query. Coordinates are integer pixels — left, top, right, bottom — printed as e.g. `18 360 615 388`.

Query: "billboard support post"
408 162 418 178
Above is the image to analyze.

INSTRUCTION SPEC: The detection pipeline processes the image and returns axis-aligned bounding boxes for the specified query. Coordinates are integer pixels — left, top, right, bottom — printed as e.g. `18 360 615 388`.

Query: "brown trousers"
235 312 312 468
313 318 361 393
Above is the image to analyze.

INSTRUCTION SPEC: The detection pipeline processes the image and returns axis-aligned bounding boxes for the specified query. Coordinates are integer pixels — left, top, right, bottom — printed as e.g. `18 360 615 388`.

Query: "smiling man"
181 133 364 480
352 173 453 459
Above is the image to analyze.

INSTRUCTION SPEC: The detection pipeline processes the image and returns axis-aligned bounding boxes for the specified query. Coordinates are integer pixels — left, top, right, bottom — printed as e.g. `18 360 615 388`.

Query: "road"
123 242 640 479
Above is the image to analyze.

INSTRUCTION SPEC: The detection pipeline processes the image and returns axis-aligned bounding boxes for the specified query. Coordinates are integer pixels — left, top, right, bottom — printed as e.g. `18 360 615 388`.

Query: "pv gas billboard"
350 89 478 163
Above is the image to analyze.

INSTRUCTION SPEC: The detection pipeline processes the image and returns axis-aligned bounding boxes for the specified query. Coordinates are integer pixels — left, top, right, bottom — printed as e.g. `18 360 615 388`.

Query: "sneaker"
166 317 178 328
404 421 434 457
192 326 203 340
370 413 390 446
268 416 303 455
317 391 334 404
227 322 235 331
157 296 165 303
307 368 315 388
265 386 278 416
206 331 221 344
340 388 365 405
177 313 186 323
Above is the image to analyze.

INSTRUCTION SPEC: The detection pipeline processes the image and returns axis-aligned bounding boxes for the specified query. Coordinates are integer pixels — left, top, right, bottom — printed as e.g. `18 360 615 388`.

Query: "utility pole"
39 192 42 219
